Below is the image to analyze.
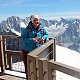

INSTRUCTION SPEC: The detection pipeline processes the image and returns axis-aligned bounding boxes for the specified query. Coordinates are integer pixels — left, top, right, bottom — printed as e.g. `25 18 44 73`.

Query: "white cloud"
0 0 32 6
38 11 80 20
0 0 69 7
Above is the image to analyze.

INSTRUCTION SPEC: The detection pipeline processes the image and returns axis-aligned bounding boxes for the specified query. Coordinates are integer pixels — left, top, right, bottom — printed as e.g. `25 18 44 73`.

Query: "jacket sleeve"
21 27 34 43
43 28 48 40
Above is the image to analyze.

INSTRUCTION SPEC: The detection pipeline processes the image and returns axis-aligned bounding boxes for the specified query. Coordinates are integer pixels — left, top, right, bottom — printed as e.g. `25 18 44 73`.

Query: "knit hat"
30 15 39 22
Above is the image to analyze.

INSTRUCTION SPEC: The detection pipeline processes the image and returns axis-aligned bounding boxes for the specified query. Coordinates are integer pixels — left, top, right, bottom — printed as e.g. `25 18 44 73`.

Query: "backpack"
27 21 32 37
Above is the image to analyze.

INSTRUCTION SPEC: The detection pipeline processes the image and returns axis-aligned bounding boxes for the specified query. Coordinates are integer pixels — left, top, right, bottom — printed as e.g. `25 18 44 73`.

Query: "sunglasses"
33 18 39 22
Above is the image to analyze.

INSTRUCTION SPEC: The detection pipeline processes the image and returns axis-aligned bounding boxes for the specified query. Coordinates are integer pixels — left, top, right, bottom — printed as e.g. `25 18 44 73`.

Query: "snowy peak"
0 16 20 35
0 16 80 52
0 16 29 35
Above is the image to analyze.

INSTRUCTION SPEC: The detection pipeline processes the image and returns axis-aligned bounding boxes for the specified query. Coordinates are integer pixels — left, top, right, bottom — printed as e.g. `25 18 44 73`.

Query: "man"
21 15 48 77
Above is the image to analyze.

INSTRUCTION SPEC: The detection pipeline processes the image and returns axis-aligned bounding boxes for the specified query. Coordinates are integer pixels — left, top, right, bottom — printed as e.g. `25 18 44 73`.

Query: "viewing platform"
0 35 80 80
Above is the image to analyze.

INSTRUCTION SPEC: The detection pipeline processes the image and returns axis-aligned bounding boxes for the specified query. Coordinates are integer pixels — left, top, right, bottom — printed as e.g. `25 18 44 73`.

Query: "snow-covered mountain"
46 18 80 52
0 16 80 52
0 16 49 36
0 16 29 36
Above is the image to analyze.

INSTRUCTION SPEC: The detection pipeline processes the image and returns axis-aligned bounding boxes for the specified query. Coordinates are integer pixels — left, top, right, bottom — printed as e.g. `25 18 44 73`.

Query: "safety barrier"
0 35 80 80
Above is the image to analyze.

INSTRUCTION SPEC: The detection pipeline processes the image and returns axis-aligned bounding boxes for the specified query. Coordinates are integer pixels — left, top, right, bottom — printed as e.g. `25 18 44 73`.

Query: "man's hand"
33 38 38 42
33 37 44 43
39 38 44 43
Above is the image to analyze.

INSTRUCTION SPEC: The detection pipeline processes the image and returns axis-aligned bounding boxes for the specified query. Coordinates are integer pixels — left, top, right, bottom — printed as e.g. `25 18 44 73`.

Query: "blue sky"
0 0 80 21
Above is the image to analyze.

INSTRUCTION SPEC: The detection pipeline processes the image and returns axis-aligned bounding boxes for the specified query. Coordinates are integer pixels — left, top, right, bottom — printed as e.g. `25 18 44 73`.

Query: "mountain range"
0 16 80 52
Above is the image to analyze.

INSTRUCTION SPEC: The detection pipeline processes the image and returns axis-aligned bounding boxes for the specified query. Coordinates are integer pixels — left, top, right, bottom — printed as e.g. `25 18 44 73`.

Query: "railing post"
38 59 44 80
48 39 56 80
53 39 56 80
38 58 49 80
0 35 5 73
49 38 56 61
53 39 56 61
27 55 37 80
0 44 1 67
43 59 48 80
7 51 12 70
48 62 56 80
48 63 53 80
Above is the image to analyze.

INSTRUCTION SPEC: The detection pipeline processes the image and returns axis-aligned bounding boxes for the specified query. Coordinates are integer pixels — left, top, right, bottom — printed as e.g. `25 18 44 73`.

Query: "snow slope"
11 22 26 36
56 45 80 80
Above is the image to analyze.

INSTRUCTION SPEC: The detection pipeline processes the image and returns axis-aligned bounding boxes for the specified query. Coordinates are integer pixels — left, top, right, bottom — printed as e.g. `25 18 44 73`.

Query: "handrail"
49 60 80 79
0 35 80 80
27 38 80 80
28 39 54 57
0 35 22 72
1 35 20 38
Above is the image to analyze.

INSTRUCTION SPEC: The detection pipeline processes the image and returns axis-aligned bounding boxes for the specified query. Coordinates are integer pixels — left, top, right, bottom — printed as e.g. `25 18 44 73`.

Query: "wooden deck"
0 72 26 80
0 67 26 80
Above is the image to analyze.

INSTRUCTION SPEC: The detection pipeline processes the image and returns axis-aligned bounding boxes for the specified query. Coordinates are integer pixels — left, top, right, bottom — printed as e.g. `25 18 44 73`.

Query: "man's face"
32 18 40 28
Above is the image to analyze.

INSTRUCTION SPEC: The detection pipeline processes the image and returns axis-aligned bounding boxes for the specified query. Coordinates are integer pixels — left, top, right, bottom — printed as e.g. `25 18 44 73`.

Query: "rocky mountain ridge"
0 16 80 52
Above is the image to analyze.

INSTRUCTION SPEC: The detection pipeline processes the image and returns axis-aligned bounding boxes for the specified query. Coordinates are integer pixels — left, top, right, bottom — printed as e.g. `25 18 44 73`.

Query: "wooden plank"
43 60 48 80
0 53 1 67
36 57 39 80
0 41 1 67
37 47 51 60
49 44 53 60
49 60 80 79
2 35 20 39
6 52 12 70
53 39 56 61
0 36 5 73
0 72 26 80
38 59 44 80
27 55 37 80
5 50 22 56
28 39 54 56
48 61 54 80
